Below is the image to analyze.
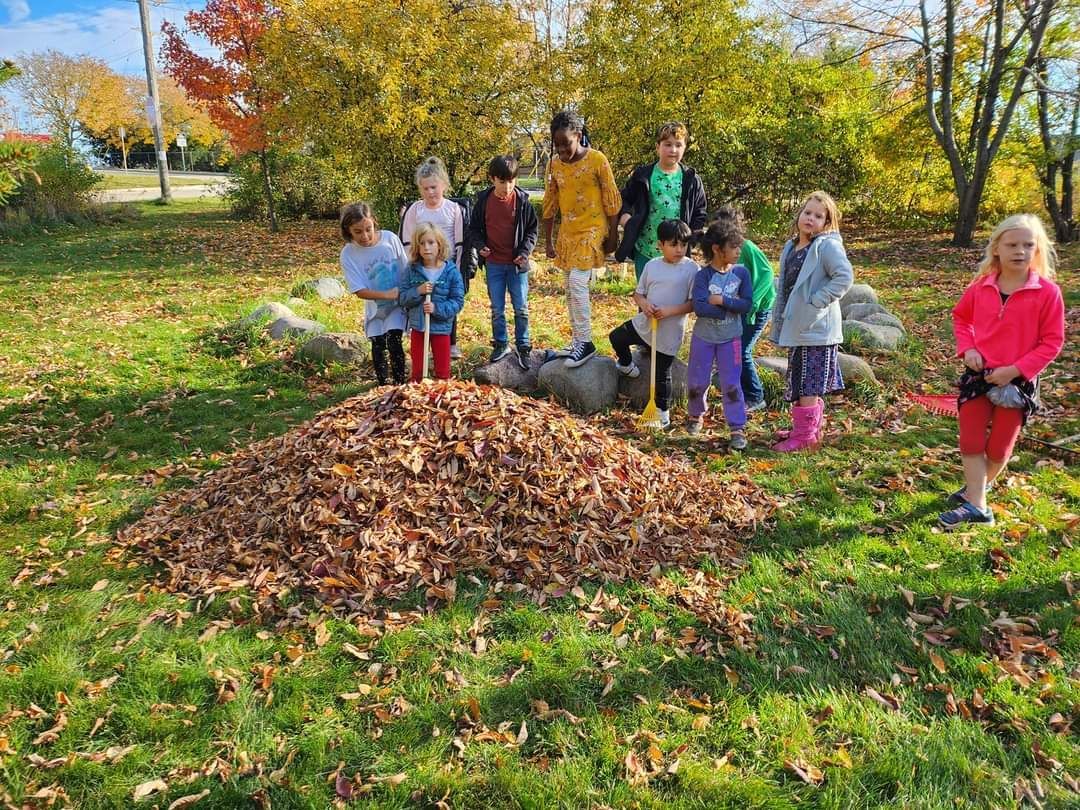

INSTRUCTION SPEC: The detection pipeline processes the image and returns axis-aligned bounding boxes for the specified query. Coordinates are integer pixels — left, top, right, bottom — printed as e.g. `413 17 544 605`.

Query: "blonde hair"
409 222 450 264
790 190 841 237
976 214 1056 280
415 155 450 189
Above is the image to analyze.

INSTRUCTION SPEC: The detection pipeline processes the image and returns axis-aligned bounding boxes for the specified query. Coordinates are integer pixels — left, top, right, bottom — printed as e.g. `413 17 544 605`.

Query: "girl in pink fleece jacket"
939 214 1065 530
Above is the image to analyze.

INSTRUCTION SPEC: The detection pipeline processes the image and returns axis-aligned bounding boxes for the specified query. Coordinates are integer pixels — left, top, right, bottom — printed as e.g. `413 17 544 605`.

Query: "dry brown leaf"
168 789 211 809
785 758 825 786
133 779 169 800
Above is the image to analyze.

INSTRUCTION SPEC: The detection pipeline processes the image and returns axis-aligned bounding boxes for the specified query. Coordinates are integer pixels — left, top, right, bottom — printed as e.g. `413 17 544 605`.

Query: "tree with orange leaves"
162 0 280 230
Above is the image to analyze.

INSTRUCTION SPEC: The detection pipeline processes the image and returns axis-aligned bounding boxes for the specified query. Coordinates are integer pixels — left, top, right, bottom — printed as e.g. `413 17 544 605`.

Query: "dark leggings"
449 273 471 345
371 329 405 384
609 320 675 410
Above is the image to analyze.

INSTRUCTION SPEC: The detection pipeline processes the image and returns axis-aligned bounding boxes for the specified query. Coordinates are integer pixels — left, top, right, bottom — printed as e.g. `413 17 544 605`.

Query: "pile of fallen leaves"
119 381 771 618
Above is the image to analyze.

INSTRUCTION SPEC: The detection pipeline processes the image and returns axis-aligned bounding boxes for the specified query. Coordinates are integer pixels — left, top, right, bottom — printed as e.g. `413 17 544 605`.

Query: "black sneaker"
949 484 991 504
516 345 531 370
489 342 511 364
938 502 995 531
564 341 596 368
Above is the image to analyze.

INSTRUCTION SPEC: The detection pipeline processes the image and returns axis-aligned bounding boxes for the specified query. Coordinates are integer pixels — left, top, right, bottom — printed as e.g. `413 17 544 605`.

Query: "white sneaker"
616 361 641 378
658 409 671 428
450 344 463 360
554 342 577 357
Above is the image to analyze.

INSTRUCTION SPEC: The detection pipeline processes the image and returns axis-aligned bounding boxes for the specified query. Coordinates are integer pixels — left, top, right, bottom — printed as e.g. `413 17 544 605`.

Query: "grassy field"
93 173 225 190
0 200 1077 809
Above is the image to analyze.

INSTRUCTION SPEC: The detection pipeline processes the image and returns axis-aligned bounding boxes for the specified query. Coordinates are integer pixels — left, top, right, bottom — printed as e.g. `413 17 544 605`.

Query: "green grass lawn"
1 201 1077 808
94 173 225 190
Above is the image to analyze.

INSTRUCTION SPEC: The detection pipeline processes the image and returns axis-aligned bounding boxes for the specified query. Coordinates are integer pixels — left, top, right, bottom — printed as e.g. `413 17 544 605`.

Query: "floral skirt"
784 345 844 402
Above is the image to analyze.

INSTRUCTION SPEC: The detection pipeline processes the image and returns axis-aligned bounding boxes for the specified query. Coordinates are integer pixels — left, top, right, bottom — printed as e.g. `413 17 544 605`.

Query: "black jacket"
615 162 708 262
469 186 539 272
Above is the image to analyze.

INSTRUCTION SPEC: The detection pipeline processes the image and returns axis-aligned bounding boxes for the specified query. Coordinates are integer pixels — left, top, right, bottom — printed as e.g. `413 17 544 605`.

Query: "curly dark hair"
700 219 744 260
550 109 591 147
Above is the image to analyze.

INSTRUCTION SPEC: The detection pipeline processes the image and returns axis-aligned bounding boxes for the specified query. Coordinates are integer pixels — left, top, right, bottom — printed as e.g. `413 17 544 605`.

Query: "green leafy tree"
0 59 39 204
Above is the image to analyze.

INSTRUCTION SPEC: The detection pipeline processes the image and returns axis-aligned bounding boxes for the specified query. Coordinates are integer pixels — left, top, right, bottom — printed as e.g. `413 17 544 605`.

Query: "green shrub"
226 150 367 224
2 143 101 223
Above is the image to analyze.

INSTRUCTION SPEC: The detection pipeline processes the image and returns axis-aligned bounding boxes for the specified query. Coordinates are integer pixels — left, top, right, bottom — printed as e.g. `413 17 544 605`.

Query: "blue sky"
1 0 212 130
1 0 205 76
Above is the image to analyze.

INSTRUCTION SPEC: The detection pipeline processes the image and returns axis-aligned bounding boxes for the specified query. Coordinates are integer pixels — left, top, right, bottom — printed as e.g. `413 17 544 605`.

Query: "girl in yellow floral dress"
542 110 622 367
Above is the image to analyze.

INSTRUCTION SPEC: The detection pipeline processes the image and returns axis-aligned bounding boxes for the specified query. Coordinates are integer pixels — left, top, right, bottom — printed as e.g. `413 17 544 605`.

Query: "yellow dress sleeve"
542 161 560 221
596 152 622 217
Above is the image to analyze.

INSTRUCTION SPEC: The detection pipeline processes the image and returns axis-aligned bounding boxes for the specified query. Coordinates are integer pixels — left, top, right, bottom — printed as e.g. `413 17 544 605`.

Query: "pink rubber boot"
773 405 818 452
774 400 825 442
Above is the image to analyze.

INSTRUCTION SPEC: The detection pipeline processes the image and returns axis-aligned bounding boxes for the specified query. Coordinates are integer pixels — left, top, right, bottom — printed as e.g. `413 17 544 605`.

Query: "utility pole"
138 0 171 202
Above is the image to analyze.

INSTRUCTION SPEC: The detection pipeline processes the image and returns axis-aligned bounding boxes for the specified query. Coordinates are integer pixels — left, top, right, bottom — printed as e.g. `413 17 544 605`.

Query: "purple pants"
687 335 746 428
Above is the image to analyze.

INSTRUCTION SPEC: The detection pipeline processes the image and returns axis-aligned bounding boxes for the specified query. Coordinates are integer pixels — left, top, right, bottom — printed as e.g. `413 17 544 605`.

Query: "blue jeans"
486 262 530 347
740 310 770 405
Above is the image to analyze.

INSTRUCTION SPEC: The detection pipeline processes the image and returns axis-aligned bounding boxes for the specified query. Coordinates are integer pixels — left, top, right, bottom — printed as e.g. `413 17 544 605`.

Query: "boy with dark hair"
608 218 698 428
470 154 539 369
616 122 708 281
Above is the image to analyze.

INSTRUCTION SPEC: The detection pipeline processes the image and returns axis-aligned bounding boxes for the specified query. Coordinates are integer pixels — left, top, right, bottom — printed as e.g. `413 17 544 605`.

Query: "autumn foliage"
161 0 277 155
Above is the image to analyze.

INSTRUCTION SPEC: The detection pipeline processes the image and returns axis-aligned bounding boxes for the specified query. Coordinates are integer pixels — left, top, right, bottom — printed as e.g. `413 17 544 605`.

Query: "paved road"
92 182 227 203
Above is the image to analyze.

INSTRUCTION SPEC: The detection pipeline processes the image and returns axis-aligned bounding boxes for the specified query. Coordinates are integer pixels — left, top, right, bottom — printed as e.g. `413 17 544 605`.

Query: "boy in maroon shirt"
470 155 539 369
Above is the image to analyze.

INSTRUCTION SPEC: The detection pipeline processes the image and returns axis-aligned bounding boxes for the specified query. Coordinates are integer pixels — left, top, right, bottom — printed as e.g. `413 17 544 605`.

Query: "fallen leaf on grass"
864 687 902 712
785 758 824 785
134 779 169 800
91 579 109 592
168 789 211 809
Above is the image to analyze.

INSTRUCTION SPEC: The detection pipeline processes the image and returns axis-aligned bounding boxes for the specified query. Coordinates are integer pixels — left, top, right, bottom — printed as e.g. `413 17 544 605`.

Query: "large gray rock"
242 301 294 325
474 350 547 394
299 277 347 301
538 355 619 415
756 353 878 384
861 311 905 332
286 297 308 309
269 315 326 340
840 284 879 311
842 301 888 322
617 348 688 409
843 320 904 351
296 332 367 364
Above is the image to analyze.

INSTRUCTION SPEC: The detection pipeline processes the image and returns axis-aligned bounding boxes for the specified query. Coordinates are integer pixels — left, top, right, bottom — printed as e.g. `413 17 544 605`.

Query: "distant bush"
3 143 101 222
226 150 367 224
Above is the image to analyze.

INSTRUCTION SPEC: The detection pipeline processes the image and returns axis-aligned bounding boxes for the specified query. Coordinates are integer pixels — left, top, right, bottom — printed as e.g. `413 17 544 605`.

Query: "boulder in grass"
842 301 888 322
843 320 904 351
297 277 347 301
538 355 619 415
297 332 368 365
840 283 879 312
474 350 547 394
242 301 294 325
617 348 689 409
286 297 308 309
862 311 905 332
757 353 878 384
269 315 326 340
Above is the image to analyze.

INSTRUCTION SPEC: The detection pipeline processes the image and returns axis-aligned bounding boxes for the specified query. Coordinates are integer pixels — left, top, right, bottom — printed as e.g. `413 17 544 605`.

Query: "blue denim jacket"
398 260 465 335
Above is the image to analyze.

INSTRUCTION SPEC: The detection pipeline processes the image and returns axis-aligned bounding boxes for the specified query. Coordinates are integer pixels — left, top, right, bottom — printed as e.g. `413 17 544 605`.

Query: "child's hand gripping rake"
421 293 431 381
638 318 663 429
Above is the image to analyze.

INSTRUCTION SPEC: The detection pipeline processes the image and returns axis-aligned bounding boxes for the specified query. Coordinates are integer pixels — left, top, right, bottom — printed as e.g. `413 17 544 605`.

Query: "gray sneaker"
729 431 748 451
686 417 703 436
450 344 463 360
488 342 511 364
745 399 766 413
516 345 531 370
616 361 641 378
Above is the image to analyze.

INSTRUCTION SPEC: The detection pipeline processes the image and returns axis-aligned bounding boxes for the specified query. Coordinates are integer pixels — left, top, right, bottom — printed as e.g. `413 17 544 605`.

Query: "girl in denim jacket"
398 223 465 382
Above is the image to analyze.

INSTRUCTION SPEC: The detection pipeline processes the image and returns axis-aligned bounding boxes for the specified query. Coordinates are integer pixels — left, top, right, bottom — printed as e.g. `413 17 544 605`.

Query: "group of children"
338 112 1066 530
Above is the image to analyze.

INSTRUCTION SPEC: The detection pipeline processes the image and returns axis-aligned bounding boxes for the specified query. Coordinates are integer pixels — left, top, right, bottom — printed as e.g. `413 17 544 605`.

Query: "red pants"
958 395 1024 462
409 330 451 382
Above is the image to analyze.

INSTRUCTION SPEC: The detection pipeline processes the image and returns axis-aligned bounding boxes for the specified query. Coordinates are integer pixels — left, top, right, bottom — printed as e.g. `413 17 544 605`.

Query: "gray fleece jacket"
769 231 854 347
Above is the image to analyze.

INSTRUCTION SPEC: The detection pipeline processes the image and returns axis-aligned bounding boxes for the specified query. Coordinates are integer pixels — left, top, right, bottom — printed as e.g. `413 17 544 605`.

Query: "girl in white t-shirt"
399 156 466 358
339 202 408 385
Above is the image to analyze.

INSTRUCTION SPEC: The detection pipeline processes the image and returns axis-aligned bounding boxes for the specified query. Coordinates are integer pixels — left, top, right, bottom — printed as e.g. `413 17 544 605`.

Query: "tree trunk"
259 148 278 233
952 182 982 246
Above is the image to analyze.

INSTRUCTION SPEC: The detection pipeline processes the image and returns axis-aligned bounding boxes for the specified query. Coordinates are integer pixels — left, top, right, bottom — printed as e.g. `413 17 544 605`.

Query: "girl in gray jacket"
769 191 854 452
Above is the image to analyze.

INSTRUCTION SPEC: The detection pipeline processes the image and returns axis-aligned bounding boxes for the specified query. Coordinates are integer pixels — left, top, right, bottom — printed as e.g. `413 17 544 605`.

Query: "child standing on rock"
470 154 538 370
769 191 853 452
338 202 408 386
938 214 1064 530
687 220 753 450
608 219 698 429
399 223 465 382
542 110 622 368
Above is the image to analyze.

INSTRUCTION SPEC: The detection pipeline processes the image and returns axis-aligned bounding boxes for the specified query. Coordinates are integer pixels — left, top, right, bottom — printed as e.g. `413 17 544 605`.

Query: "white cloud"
2 0 31 24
